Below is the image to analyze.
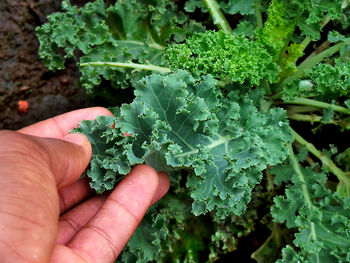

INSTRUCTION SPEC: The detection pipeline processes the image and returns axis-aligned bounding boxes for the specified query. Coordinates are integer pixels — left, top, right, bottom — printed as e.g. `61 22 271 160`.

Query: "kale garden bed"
2 0 350 262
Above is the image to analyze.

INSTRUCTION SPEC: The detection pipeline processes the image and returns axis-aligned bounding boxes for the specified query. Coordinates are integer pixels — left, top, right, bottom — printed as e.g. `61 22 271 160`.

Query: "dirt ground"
0 0 91 130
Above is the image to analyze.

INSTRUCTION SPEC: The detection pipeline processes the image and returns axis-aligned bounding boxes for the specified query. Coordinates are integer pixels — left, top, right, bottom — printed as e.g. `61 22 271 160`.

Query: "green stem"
288 144 319 249
300 16 331 52
280 37 350 87
291 129 350 188
337 180 350 198
271 92 282 99
203 0 233 34
288 113 350 129
288 144 314 206
261 80 271 96
80 61 171 73
287 105 320 114
251 224 281 262
300 36 311 51
342 0 350 9
265 169 274 192
299 1 349 53
283 98 350 115
254 0 263 29
302 40 331 62
288 113 327 123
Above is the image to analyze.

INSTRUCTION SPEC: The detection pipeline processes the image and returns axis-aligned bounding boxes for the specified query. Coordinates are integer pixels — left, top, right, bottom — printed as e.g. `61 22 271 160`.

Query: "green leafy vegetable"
284 58 350 101
37 0 204 92
271 147 350 262
164 31 280 85
37 0 350 262
185 0 256 15
75 70 292 217
256 0 295 58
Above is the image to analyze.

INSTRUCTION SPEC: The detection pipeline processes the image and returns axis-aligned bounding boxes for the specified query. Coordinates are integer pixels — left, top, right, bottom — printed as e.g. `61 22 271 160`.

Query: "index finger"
18 107 113 138
63 165 162 262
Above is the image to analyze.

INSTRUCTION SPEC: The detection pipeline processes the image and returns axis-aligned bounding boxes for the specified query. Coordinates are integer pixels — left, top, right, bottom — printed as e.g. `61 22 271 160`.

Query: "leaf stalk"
291 129 350 189
283 98 350 115
80 61 171 73
254 0 263 29
202 0 233 34
280 37 350 87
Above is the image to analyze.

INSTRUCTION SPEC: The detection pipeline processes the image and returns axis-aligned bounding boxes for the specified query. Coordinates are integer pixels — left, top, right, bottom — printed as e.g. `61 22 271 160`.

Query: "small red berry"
18 100 29 113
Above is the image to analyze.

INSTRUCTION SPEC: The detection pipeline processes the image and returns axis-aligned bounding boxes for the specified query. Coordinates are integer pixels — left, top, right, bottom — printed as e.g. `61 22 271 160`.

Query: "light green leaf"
164 31 280 85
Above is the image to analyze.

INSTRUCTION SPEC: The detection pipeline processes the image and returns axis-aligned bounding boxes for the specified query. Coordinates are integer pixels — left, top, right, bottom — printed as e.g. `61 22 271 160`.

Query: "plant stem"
288 113 350 129
203 0 233 34
271 92 282 99
287 105 320 114
288 144 320 250
288 113 326 123
117 39 165 50
299 0 350 52
300 16 331 52
291 129 350 188
342 0 350 9
80 61 172 73
251 223 281 262
283 98 350 115
337 180 350 198
288 144 314 206
280 37 350 87
265 169 274 192
254 0 263 29
302 40 331 62
260 80 271 95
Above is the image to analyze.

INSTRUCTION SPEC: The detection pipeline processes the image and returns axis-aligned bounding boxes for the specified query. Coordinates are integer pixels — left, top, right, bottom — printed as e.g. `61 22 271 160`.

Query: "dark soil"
0 0 91 130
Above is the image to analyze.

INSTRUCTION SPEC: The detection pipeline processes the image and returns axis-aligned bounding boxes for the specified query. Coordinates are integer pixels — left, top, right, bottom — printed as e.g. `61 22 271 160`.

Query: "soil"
0 0 91 130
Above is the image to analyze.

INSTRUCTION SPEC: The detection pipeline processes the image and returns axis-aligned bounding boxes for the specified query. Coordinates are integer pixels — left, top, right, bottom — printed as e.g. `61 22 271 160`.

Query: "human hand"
0 107 170 263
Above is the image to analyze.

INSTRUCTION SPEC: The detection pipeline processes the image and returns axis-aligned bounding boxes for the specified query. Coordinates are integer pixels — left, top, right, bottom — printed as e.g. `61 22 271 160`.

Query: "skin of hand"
0 107 170 263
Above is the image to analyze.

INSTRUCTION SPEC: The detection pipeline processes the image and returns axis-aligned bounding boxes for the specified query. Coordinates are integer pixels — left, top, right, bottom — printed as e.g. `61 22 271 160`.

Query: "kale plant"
37 0 350 262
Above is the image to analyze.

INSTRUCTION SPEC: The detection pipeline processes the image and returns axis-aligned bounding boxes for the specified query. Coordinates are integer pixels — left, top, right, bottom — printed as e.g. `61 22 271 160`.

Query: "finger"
63 165 160 263
56 171 169 245
56 195 107 245
31 133 92 189
151 171 170 205
18 107 113 138
59 177 94 214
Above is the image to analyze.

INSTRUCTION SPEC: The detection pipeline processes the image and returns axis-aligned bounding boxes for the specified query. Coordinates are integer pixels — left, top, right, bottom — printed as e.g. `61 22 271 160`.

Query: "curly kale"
283 59 350 101
164 31 280 85
74 70 293 217
36 1 350 262
36 0 204 92
271 148 350 262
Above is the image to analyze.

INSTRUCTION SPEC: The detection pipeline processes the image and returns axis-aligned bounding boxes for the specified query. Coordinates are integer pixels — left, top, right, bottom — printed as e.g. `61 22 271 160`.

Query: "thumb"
31 133 92 189
0 131 92 263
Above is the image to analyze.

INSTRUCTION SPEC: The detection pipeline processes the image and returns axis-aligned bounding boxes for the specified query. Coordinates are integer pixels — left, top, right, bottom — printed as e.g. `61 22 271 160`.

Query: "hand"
0 107 170 263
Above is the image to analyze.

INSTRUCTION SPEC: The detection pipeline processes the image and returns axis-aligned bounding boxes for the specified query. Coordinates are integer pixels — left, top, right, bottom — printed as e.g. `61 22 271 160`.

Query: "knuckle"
85 224 118 258
60 216 81 232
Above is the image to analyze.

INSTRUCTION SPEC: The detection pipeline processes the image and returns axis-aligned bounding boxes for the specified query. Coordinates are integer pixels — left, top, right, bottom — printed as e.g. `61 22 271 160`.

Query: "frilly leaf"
164 31 280 86
75 70 293 216
271 149 350 262
36 0 204 92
